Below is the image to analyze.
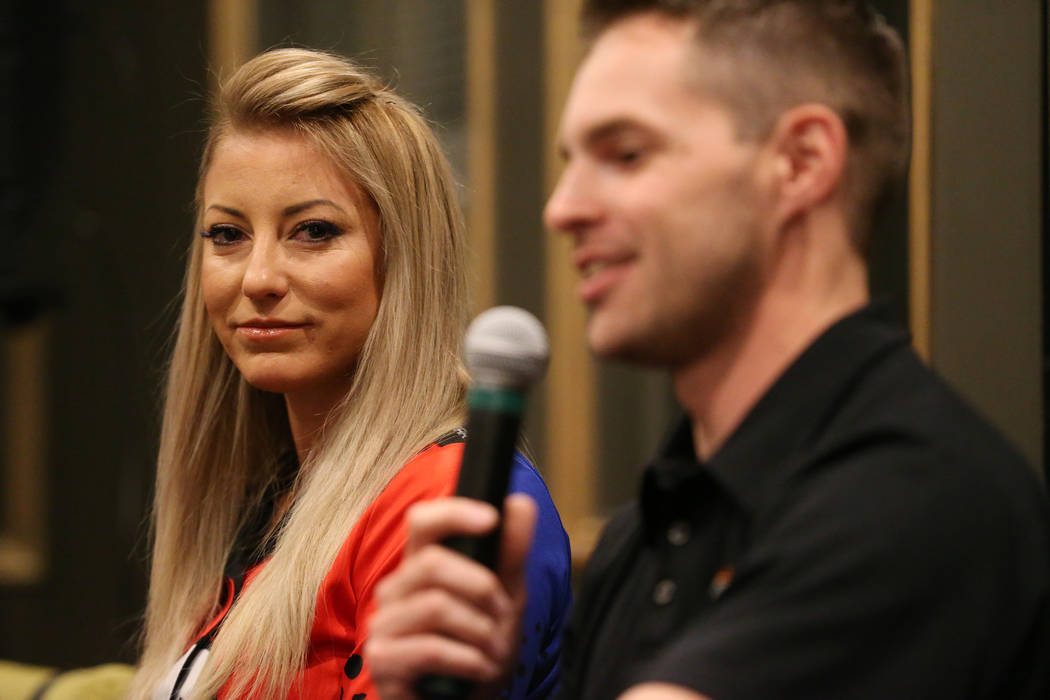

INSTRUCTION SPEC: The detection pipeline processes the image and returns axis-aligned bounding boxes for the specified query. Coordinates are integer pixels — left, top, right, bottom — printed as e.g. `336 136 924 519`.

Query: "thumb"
498 493 538 597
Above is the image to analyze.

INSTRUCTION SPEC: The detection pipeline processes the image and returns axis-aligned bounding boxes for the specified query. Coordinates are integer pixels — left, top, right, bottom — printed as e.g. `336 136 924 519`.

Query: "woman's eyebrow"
282 199 347 217
206 204 248 219
204 200 349 219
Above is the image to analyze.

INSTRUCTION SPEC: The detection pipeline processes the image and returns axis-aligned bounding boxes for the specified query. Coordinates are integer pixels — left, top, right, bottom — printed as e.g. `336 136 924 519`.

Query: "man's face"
545 13 773 368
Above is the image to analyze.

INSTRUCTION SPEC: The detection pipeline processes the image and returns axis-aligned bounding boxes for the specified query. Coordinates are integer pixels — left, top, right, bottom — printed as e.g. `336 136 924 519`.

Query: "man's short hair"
581 0 910 253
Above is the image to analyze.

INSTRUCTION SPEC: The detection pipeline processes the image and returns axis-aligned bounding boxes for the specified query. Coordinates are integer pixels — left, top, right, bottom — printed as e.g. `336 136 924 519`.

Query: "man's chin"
587 322 671 367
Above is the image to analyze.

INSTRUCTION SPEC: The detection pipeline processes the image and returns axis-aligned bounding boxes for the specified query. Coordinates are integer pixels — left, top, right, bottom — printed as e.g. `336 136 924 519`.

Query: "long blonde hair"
131 48 470 700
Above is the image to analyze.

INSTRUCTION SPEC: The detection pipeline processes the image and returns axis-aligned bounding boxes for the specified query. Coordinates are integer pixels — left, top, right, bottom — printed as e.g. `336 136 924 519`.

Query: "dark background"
1 1 207 665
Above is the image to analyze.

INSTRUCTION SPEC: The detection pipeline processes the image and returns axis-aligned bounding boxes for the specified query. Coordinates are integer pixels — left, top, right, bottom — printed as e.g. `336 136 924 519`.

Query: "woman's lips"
236 324 308 341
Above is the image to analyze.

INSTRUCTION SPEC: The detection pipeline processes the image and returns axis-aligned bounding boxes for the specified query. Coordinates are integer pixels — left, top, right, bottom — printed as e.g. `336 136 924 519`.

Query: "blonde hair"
130 48 470 700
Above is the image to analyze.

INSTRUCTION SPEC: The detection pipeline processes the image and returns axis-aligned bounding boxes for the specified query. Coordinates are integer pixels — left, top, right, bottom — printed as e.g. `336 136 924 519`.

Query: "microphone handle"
415 388 524 700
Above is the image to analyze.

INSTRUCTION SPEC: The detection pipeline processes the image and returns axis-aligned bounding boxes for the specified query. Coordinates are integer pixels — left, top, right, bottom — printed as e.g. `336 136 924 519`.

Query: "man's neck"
673 223 870 461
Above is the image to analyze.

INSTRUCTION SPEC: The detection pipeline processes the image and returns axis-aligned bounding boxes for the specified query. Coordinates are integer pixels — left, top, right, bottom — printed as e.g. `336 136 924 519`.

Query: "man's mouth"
582 260 611 279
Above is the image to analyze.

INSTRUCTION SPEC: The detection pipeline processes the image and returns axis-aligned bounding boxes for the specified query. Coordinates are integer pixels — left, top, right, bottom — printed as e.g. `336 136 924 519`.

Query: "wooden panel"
208 0 258 85
1043 0 1049 479
467 0 497 313
0 320 48 584
909 0 933 361
542 0 603 566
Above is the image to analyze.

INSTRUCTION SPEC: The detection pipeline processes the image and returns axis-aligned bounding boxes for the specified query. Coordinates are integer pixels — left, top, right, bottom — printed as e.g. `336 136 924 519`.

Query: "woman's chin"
239 371 304 396
237 368 354 411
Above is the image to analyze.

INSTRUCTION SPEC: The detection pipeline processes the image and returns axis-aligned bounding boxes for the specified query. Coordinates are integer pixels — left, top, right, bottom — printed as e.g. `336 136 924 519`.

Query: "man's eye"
200 225 245 246
605 145 646 167
293 220 343 242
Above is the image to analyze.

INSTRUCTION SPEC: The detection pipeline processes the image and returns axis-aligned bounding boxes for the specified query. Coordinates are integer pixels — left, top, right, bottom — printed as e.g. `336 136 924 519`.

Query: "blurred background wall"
0 0 1045 670
1 1 208 666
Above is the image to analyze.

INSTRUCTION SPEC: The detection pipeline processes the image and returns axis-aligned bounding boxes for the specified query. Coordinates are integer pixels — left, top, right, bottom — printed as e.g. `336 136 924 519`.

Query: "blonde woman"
130 48 571 700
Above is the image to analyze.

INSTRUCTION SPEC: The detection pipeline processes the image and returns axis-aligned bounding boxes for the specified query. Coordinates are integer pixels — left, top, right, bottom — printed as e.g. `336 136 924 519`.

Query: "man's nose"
543 163 602 237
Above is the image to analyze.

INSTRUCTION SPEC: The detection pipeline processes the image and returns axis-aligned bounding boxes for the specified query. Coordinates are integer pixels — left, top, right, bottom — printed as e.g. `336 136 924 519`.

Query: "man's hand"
367 494 538 700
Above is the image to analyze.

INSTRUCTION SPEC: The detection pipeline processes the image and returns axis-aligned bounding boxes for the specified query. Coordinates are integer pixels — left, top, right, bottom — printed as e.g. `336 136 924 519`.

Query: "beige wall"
927 1 1045 470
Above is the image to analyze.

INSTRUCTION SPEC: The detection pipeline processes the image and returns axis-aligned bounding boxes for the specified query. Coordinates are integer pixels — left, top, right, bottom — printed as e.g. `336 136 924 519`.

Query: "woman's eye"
200 225 245 246
293 220 343 243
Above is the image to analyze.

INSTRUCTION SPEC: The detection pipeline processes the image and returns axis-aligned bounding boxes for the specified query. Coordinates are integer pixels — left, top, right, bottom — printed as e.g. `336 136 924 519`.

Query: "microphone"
416 306 549 700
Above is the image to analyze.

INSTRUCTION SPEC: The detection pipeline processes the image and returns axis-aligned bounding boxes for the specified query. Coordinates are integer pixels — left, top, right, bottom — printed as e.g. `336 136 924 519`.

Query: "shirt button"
667 520 691 546
652 579 677 606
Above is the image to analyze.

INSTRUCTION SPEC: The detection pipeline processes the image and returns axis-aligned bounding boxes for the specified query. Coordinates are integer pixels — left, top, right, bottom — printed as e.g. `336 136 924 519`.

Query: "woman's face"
200 129 382 409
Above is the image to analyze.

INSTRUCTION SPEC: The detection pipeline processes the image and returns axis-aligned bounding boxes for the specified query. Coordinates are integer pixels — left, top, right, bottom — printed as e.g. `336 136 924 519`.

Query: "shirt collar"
643 303 910 522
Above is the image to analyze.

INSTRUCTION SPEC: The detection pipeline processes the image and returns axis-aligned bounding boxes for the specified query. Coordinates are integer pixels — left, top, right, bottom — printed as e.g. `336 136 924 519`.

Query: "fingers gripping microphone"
416 306 549 700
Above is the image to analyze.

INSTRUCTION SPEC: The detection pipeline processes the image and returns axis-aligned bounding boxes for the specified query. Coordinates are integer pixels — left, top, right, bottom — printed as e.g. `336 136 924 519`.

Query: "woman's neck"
284 384 347 464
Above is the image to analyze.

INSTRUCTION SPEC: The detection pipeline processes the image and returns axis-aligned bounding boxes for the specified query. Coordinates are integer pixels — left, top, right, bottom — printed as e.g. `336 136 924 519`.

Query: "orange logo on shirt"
709 565 734 599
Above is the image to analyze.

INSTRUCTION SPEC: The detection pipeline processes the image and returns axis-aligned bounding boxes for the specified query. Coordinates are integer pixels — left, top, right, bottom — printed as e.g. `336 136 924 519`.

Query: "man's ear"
765 103 847 228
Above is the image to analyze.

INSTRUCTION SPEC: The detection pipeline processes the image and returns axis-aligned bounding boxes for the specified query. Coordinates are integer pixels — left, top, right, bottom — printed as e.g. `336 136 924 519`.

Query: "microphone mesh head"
465 306 550 388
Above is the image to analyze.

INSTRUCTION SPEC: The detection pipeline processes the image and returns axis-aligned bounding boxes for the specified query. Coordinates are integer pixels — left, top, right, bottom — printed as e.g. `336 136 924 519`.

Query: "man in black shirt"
558 304 1049 698
367 1 1050 698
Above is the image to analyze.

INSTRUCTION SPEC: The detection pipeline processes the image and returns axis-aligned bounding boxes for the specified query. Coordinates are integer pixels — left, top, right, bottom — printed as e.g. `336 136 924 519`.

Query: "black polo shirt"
558 306 1050 699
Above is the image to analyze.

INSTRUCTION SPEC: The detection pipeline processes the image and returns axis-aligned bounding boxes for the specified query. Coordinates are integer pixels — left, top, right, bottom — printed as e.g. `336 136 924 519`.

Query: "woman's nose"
241 237 289 300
